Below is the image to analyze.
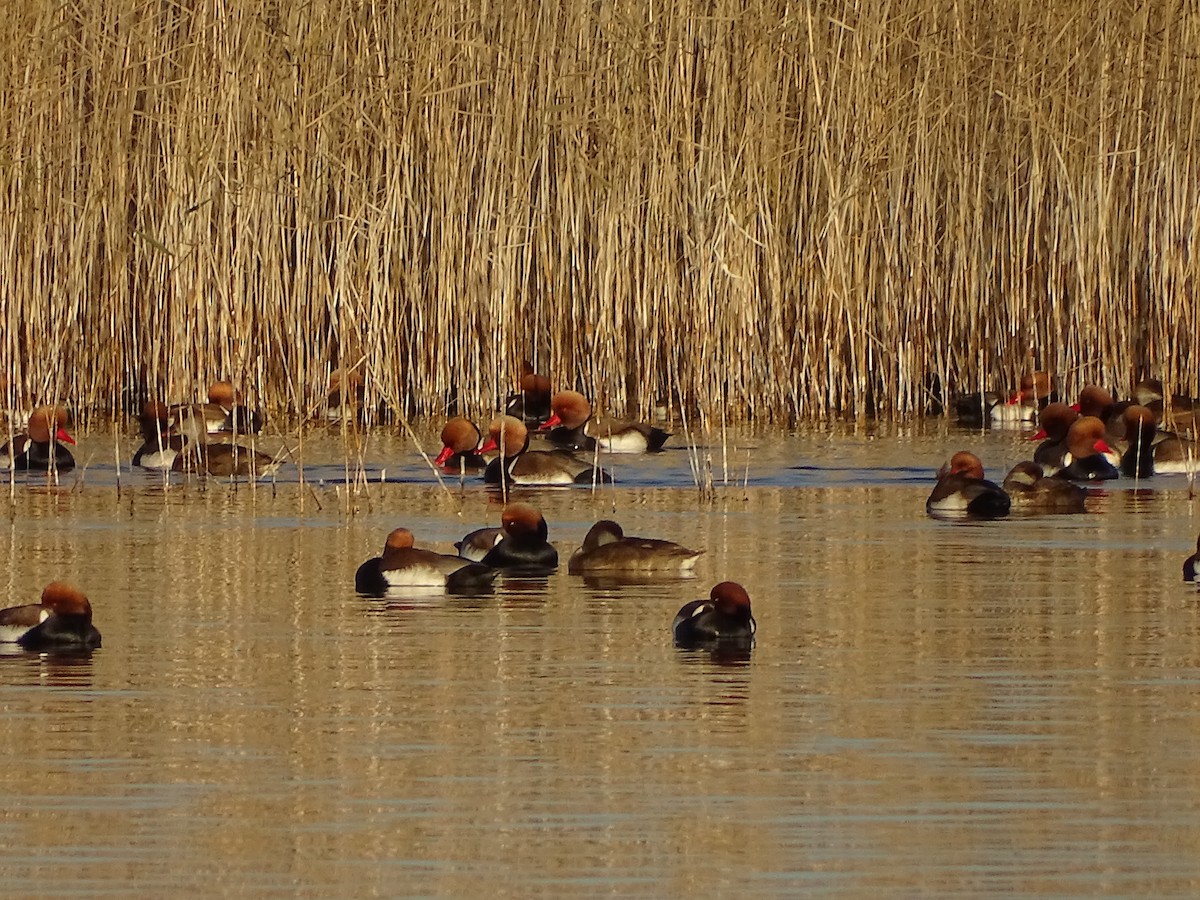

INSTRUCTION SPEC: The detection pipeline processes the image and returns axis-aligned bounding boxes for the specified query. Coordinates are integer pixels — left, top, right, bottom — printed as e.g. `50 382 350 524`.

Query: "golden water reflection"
0 468 1196 895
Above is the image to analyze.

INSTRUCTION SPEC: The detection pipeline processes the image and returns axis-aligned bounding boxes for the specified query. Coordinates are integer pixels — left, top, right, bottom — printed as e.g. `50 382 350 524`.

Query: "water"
0 420 1198 897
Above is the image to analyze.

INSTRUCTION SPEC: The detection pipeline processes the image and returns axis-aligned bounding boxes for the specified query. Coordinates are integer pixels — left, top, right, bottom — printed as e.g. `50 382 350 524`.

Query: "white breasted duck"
205 381 265 434
1121 404 1197 476
322 368 365 423
132 401 185 469
540 391 670 453
168 382 262 436
568 520 702 575
1185 534 1200 586
990 371 1052 426
483 416 611 486
672 581 756 645
0 582 101 650
455 526 504 561
0 406 76 471
355 527 498 594
478 503 559 574
926 451 1011 519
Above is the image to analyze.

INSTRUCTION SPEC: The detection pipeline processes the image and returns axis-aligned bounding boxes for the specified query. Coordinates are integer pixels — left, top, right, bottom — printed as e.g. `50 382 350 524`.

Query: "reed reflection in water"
0 428 1197 896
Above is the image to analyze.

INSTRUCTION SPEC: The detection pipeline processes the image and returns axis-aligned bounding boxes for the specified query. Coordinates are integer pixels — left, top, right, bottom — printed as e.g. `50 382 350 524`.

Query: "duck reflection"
0 646 97 686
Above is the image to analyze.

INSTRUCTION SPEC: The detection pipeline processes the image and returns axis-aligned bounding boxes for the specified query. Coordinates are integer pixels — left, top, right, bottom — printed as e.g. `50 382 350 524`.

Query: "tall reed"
0 0 1197 425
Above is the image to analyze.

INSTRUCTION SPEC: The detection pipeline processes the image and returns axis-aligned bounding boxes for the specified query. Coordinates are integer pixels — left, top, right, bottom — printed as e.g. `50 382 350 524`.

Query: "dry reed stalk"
0 1 1197 424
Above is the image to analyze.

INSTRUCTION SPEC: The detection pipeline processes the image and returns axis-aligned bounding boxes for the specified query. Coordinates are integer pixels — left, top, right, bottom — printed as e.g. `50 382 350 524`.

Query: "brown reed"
0 0 1197 426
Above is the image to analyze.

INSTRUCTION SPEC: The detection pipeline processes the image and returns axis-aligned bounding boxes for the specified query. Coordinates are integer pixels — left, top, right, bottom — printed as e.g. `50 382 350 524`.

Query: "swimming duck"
540 391 670 453
322 368 364 423
132 401 185 469
1120 405 1158 477
926 451 1010 518
1030 403 1079 475
478 503 558 574
169 408 280 477
1074 385 1127 443
990 371 1053 426
483 417 611 486
503 361 553 426
434 417 493 473
355 527 498 594
1055 416 1119 481
455 526 504 561
0 582 101 650
0 406 76 471
166 382 262 436
568 520 702 575
672 581 756 645
1001 461 1087 513
1121 405 1196 475
205 381 264 434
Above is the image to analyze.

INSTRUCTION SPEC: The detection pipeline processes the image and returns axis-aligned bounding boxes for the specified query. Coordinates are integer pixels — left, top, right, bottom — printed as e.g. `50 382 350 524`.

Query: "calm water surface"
1 421 1198 897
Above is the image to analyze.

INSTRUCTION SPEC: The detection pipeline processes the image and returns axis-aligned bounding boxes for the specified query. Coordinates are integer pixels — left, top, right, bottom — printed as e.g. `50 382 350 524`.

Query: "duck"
169 408 281 477
1001 461 1087 513
132 401 185 469
1120 404 1197 475
1030 403 1079 475
1054 416 1119 481
672 581 756 645
926 451 1011 518
989 371 1053 426
1185 534 1199 585
167 382 263 436
478 503 559 573
0 406 76 471
205 381 265 434
355 527 498 594
1150 380 1200 434
503 361 553 426
0 582 101 650
1145 433 1198 474
1120 405 1158 477
483 416 612 486
568 520 702 575
455 526 504 561
322 368 364 423
539 391 670 453
1075 385 1127 443
434 417 493 473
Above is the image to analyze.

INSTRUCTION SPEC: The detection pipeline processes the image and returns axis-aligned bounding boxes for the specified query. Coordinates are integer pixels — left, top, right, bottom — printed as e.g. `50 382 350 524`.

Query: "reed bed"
0 0 1197 426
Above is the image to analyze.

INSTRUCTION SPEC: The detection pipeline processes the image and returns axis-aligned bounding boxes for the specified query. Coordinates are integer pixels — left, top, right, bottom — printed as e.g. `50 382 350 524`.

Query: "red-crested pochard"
478 503 559 574
0 582 101 650
926 451 1011 518
355 527 498 594
434 417 493 473
0 406 76 471
672 581 756 645
1055 416 1119 481
540 391 670 453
